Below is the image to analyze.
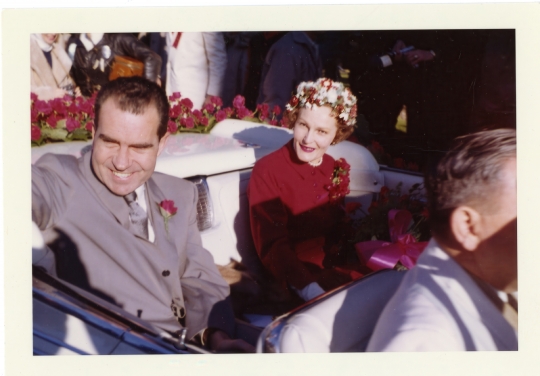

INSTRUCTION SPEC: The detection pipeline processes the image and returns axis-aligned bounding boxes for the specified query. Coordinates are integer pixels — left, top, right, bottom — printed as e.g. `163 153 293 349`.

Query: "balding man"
367 129 517 351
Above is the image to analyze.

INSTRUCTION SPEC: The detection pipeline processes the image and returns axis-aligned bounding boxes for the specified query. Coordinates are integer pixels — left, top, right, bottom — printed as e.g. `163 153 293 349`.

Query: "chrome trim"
188 176 214 231
379 165 424 177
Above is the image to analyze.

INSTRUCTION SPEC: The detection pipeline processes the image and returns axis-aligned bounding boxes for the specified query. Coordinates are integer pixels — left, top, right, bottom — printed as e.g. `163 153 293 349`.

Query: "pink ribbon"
355 209 428 271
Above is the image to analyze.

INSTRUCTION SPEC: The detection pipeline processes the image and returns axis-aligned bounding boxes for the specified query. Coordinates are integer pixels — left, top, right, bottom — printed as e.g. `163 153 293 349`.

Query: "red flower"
257 103 269 119
168 120 178 133
272 105 282 116
66 117 80 132
269 119 278 126
236 106 252 120
289 96 299 107
192 110 203 121
210 96 223 107
31 125 41 141
232 95 245 109
67 102 80 114
345 202 362 215
279 118 289 128
181 117 195 129
224 107 235 117
46 114 60 128
215 109 227 122
200 116 209 126
85 121 94 132
50 98 67 115
34 100 52 115
31 92 38 101
169 104 182 119
203 103 214 113
326 158 351 203
180 98 193 110
169 92 182 101
159 199 178 234
31 108 39 123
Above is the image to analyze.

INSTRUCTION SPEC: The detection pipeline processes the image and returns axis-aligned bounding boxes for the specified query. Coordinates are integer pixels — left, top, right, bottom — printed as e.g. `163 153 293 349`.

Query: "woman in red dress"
248 78 368 302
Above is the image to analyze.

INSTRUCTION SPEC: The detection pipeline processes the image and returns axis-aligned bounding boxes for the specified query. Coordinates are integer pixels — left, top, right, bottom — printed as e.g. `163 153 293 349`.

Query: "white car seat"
257 269 405 352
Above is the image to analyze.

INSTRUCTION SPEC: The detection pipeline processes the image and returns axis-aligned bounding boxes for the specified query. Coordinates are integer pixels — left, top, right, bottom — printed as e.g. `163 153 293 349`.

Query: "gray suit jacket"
32 151 235 339
367 239 518 351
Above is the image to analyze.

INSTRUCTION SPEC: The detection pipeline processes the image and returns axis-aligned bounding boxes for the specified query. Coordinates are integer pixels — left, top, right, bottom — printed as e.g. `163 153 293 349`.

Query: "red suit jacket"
248 141 362 292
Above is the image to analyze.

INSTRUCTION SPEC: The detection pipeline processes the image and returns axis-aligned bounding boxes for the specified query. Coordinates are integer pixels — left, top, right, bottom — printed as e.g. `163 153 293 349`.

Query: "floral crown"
285 78 358 127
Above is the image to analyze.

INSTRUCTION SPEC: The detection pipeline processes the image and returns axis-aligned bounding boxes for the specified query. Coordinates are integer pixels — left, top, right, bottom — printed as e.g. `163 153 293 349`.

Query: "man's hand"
403 49 435 67
209 329 255 353
392 39 407 62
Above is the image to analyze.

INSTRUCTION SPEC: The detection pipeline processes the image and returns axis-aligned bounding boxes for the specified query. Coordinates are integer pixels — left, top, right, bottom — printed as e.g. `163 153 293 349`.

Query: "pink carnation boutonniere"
325 158 351 203
159 200 178 234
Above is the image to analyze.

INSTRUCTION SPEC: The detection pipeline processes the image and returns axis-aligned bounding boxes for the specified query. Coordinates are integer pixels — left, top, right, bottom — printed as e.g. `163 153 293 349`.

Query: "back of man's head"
426 128 516 241
94 76 170 139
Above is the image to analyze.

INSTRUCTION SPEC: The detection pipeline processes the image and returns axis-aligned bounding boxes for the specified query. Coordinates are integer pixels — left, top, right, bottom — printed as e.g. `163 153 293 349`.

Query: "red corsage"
325 158 351 203
159 200 178 233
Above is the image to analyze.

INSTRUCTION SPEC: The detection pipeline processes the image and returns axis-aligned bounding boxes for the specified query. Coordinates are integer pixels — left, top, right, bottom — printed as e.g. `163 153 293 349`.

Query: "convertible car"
31 119 424 354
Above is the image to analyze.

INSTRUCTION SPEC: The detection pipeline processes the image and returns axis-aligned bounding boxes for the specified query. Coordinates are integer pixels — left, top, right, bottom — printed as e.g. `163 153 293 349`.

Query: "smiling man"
32 76 253 353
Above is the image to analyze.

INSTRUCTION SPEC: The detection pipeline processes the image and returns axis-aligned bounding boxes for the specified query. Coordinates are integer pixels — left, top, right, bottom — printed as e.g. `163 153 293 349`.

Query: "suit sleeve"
201 32 227 97
32 154 73 231
179 183 235 339
247 162 317 290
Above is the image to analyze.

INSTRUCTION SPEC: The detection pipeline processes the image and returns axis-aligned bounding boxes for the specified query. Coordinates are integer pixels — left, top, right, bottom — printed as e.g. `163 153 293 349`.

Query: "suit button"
316 195 320 199
162 270 170 277
311 170 315 175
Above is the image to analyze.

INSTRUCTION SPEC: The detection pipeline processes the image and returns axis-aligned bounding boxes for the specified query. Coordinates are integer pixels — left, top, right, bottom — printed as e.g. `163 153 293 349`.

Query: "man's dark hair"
94 76 170 139
425 128 516 237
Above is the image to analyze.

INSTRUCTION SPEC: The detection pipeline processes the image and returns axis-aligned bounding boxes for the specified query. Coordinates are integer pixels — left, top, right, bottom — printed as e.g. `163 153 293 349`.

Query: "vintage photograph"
30 29 516 355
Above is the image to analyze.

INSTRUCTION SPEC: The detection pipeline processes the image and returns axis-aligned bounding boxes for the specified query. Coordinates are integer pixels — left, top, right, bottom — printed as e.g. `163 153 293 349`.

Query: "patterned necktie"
124 191 149 239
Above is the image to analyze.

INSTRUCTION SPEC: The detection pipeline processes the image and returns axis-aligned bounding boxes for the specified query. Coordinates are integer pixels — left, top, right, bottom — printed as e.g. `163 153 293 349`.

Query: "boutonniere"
325 158 351 203
159 200 178 234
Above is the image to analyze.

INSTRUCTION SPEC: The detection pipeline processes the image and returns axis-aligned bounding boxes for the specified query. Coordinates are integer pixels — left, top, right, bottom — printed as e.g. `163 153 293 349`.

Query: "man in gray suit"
368 129 517 351
32 76 253 352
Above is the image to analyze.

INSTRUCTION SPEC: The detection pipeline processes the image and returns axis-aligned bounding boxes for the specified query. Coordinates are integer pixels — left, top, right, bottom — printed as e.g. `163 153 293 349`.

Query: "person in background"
31 33 77 100
68 33 162 97
367 129 517 351
248 78 370 305
257 31 322 115
165 32 227 110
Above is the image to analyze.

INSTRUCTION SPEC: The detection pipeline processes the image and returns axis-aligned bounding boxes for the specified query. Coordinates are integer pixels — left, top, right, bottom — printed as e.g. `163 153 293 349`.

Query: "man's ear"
157 131 170 156
449 206 482 252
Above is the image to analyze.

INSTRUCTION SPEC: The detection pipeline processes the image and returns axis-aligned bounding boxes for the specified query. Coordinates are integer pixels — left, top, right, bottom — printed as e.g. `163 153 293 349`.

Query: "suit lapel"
79 151 132 231
146 176 178 254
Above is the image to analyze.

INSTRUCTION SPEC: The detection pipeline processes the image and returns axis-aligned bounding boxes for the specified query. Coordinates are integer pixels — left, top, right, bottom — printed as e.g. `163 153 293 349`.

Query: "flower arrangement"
348 183 430 244
325 158 351 203
31 92 96 147
31 92 284 146
285 78 358 127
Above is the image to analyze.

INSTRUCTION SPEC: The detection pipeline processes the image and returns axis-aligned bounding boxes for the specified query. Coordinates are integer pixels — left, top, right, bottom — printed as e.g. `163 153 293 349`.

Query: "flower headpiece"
285 78 358 127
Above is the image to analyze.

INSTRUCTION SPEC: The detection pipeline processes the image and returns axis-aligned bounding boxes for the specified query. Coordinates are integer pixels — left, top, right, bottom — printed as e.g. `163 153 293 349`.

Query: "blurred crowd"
31 30 515 168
